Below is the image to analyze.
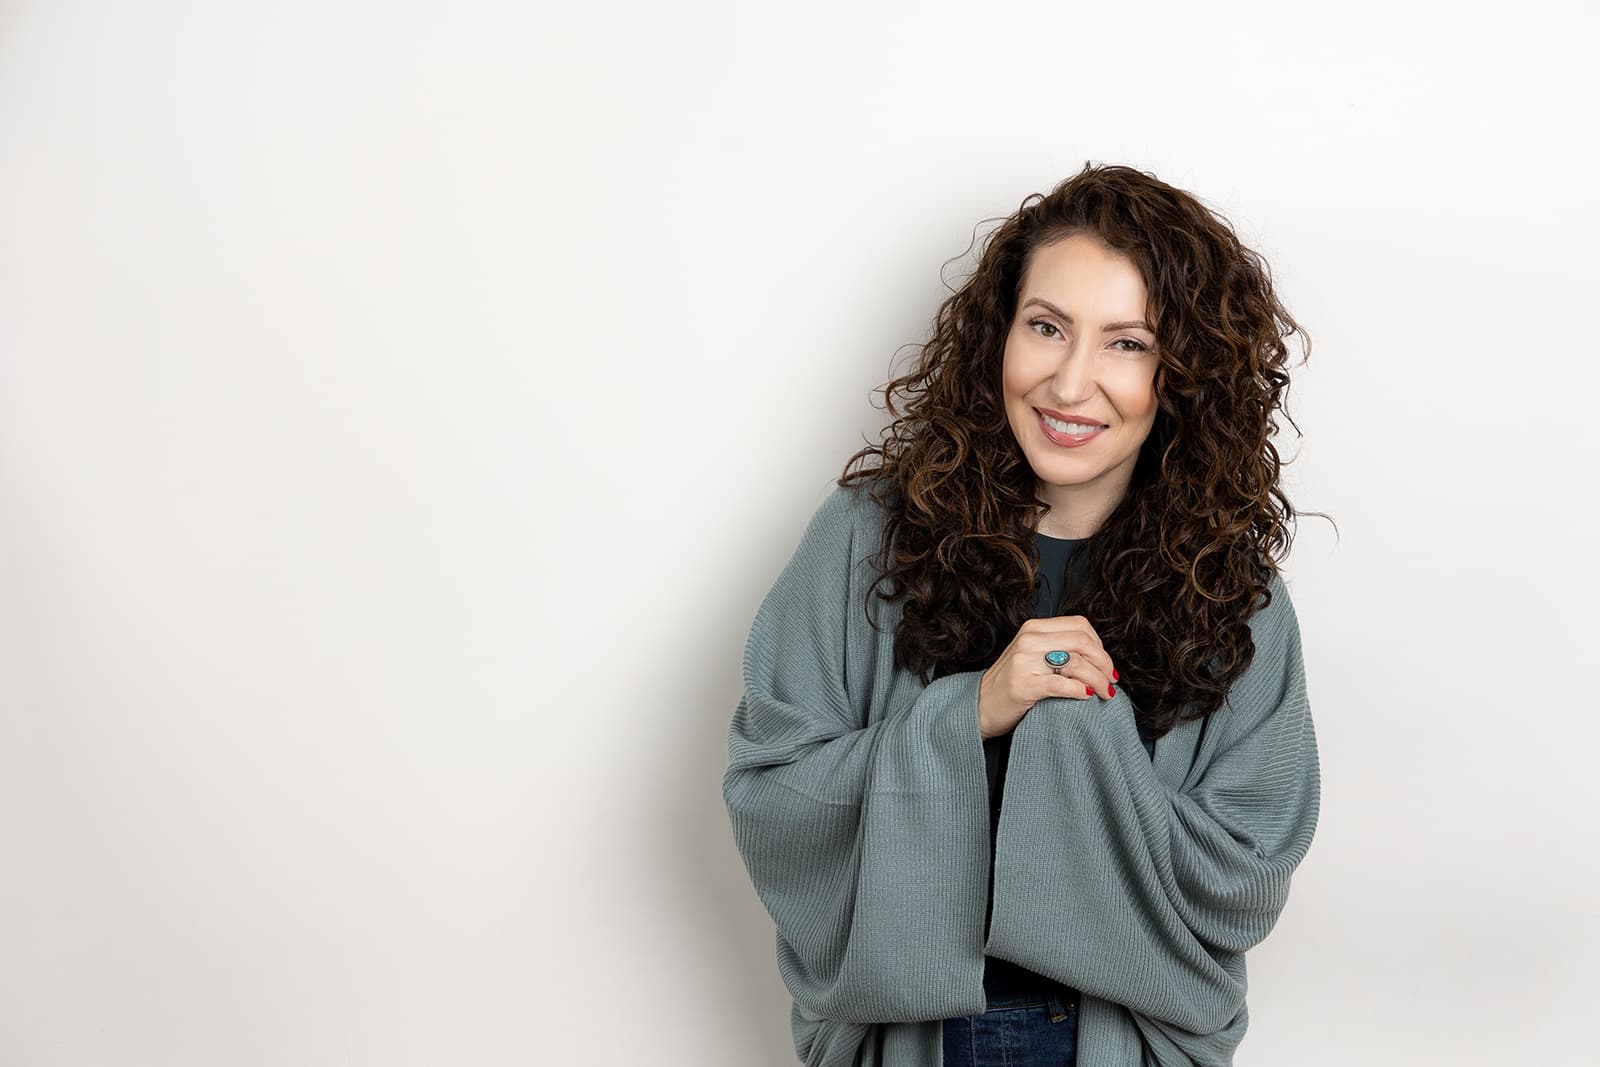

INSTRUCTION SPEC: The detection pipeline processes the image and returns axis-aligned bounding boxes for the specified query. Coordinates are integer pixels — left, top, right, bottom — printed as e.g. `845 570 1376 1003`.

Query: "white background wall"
2 1 1595 1063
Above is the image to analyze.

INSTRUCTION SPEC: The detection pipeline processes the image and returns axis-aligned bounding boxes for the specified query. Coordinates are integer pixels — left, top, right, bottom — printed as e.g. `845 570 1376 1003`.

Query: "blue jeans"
940 984 1079 1066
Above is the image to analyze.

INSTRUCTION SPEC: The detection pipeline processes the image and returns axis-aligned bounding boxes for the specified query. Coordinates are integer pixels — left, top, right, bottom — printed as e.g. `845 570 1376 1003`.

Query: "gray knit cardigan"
723 482 1321 1066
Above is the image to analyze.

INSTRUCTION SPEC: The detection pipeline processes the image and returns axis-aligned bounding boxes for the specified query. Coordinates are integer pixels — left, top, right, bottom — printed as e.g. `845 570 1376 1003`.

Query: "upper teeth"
1043 414 1103 434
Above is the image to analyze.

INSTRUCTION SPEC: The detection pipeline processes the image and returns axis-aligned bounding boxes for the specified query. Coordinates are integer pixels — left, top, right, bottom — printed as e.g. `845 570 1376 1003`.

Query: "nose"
1049 335 1096 405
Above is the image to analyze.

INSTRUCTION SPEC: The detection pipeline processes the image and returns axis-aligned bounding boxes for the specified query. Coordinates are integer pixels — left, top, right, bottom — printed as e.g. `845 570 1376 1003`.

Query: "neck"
1035 476 1133 539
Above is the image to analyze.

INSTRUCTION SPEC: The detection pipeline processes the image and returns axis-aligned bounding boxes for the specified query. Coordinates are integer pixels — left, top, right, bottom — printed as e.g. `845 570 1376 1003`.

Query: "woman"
723 162 1322 1067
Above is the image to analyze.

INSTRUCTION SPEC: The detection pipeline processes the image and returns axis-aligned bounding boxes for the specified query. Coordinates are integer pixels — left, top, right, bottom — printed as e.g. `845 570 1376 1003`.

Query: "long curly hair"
838 161 1323 741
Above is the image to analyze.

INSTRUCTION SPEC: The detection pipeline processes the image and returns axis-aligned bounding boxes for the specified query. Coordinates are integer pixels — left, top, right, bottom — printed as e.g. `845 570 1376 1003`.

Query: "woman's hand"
977 616 1119 739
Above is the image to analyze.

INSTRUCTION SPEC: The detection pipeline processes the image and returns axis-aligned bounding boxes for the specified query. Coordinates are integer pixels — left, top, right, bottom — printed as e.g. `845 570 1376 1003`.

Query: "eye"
1112 338 1151 353
1027 318 1061 339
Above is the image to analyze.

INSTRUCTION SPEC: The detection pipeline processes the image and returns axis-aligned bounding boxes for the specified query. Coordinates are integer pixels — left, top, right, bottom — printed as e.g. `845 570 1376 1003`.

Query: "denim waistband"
982 954 1081 1011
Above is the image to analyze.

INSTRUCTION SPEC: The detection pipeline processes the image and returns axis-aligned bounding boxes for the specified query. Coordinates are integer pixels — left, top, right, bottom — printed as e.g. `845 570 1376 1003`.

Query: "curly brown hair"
838 161 1325 741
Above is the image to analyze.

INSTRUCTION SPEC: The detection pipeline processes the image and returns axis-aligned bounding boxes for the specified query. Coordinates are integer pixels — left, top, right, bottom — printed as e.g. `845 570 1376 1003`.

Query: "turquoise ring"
1044 650 1070 673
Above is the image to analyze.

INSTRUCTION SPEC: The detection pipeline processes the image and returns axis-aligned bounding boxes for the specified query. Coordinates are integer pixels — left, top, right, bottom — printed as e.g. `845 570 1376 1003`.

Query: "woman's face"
1001 234 1161 533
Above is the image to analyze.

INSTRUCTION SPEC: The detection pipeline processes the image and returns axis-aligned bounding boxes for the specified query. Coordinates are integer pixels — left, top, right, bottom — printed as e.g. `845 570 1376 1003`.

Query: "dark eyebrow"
1021 297 1152 333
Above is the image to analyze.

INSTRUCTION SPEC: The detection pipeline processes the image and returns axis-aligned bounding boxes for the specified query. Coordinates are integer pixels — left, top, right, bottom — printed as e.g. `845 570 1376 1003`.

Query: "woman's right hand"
977 616 1119 739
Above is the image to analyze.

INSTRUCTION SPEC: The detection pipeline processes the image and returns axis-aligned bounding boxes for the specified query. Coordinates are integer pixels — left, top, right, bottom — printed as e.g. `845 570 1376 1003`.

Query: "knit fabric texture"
723 482 1321 1066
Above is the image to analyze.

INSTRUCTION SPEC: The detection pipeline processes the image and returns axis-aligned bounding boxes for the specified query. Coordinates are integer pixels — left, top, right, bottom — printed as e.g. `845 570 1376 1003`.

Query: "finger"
1032 648 1113 695
1054 660 1111 699
1024 614 1112 662
1011 619 1117 694
1023 624 1116 689
1030 650 1108 700
1046 669 1096 701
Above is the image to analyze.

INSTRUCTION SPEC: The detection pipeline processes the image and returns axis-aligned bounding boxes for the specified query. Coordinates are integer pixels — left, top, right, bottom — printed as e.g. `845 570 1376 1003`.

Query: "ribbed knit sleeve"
722 485 992 1058
983 570 1320 1065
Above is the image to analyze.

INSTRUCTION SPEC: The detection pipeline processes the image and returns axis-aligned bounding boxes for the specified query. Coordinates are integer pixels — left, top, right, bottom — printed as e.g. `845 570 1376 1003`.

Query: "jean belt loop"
1045 986 1068 1023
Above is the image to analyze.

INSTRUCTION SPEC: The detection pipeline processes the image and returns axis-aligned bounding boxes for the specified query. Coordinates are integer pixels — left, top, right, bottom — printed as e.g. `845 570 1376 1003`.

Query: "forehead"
1020 235 1149 312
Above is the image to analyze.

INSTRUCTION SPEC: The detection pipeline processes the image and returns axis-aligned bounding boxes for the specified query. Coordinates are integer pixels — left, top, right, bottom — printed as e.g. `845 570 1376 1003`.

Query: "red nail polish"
1086 687 1095 695
1113 669 1120 681
1107 685 1116 697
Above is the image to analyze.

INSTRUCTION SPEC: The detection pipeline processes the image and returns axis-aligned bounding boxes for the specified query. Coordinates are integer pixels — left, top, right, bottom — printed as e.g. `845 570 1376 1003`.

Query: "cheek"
1001 332 1053 390
1000 345 1028 398
1122 371 1159 417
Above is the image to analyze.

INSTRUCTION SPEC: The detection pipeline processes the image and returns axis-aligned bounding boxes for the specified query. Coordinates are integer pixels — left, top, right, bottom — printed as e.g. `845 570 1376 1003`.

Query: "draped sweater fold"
722 482 1321 1066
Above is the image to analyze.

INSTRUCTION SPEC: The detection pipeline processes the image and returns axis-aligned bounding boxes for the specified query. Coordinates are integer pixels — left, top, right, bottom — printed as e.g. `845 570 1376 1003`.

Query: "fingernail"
1107 685 1116 697
1112 669 1120 681
1086 687 1095 695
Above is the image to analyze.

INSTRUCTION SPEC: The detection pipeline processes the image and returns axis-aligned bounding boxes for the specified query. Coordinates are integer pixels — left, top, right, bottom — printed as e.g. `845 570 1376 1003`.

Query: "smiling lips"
1036 408 1107 447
